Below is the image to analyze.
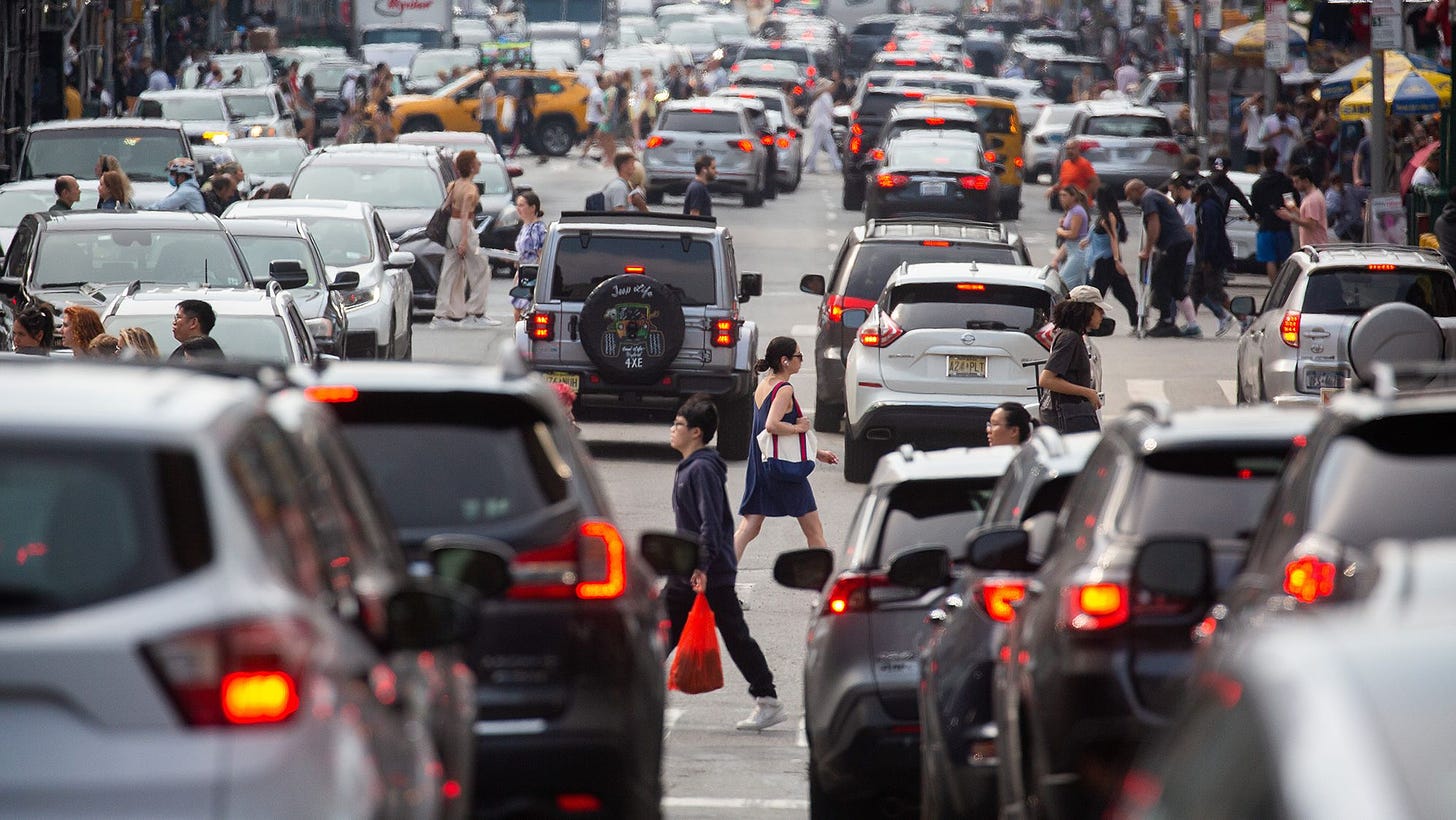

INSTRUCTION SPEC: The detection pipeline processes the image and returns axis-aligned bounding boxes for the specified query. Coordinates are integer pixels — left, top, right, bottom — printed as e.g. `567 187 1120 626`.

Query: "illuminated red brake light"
510 521 629 601
959 174 990 190
978 579 1027 622
1062 583 1129 631
956 282 985 291
983 150 996 163
145 617 313 727
304 385 359 403
871 148 884 161
793 85 804 95
924 116 945 126
776 136 792 149
576 521 628 599
876 173 909 189
222 672 300 724
894 58 916 66
859 314 904 347
712 318 737 347
849 135 862 154
530 311 555 341
1280 310 1300 348
645 135 669 148
826 294 875 323
691 107 714 113
730 139 756 152
822 572 889 615
901 90 924 99
624 265 645 274
1283 555 1336 604
922 240 950 247
1154 141 1182 155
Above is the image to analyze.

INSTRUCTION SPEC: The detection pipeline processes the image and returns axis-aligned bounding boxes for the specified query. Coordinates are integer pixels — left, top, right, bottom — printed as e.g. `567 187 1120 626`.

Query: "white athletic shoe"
736 697 787 731
428 317 462 330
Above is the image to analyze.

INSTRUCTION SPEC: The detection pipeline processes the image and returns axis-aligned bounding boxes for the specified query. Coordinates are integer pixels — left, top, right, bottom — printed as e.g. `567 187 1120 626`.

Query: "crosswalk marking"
1126 379 1169 406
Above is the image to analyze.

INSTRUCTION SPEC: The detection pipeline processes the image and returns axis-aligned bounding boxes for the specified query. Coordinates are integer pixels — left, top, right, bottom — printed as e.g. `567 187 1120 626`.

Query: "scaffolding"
1 0 42 178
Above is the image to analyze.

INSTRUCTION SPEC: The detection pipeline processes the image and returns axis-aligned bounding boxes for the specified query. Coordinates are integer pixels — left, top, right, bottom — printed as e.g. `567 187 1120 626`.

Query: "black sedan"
864 133 1000 222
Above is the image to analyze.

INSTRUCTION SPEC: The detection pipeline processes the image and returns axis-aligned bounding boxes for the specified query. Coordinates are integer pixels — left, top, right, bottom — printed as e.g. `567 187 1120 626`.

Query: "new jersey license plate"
1304 368 1345 390
542 371 580 391
920 181 947 196
947 355 987 378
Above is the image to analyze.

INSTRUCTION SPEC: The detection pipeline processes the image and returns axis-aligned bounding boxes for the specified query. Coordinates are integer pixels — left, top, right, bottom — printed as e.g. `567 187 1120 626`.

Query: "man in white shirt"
1412 152 1441 189
477 69 500 154
1259 101 1301 172
1240 94 1265 170
579 73 607 163
802 80 840 174
1114 57 1139 96
142 56 170 91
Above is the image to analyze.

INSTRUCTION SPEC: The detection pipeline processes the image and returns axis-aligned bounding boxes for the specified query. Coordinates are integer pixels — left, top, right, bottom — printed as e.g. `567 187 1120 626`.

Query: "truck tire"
716 391 754 461
578 275 685 384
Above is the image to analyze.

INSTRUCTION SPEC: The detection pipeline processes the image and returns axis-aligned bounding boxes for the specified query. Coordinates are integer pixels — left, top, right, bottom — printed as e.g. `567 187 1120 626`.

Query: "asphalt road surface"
412 152 1269 818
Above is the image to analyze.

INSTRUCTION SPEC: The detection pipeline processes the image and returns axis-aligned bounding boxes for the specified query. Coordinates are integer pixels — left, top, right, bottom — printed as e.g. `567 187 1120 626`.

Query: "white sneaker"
428 317 461 330
470 315 503 327
736 697 787 732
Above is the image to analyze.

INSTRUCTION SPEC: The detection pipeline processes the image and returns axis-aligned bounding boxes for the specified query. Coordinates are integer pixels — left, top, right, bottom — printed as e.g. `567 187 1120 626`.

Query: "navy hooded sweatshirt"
671 447 737 589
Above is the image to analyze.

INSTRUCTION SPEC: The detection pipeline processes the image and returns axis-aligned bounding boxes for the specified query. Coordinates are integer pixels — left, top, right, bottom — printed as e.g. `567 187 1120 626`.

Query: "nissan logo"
960 332 976 345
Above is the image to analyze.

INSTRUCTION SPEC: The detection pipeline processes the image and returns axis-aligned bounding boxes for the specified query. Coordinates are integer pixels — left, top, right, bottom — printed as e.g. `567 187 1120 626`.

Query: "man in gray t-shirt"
478 70 500 155
1126 179 1193 336
602 152 635 210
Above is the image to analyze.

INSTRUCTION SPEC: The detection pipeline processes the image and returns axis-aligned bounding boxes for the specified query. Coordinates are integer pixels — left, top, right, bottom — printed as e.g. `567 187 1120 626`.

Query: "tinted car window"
842 242 1018 298
857 92 912 120
551 234 717 304
35 229 247 288
738 45 811 64
1116 448 1288 538
889 282 1051 333
224 93 276 119
292 164 446 209
22 128 187 181
1084 115 1173 138
875 477 997 564
853 21 898 36
1301 268 1456 316
233 235 322 285
977 107 1016 133
138 97 228 121
658 110 743 133
0 444 210 616
1306 416 1456 546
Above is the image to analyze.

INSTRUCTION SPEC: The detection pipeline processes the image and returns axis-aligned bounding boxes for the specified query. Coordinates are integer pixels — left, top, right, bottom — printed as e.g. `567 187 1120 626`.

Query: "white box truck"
352 0 455 70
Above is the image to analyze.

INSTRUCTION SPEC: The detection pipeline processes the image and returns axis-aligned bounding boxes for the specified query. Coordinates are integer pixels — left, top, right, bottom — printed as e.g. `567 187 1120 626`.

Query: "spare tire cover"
1348 301 1444 383
578 274 686 384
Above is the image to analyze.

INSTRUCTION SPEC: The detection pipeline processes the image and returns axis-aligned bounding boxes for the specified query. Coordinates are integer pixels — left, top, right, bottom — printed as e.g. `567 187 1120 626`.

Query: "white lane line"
790 324 817 337
1218 380 1238 405
663 798 809 810
1126 379 1169 406
663 707 684 739
796 717 807 748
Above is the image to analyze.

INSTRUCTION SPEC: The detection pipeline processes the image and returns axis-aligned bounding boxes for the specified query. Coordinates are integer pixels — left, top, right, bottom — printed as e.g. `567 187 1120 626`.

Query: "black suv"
799 218 1032 433
993 404 1318 820
843 85 945 210
291 347 695 818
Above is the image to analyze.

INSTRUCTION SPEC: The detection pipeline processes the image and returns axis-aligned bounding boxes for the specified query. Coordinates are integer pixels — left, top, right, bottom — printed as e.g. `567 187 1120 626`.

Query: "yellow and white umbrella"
1339 68 1451 121
1218 20 1309 60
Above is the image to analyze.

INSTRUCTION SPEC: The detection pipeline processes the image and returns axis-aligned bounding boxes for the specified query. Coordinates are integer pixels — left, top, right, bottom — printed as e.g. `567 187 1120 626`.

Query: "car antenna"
204 258 209 287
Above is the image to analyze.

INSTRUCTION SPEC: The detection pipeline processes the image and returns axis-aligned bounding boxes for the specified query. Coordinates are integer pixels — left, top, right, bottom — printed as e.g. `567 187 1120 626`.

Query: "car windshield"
21 128 188 181
886 141 982 170
181 61 267 89
225 141 308 176
104 314 293 363
137 96 228 121
857 92 912 120
292 164 445 209
875 477 998 565
844 242 1019 298
477 161 512 193
1084 115 1173 138
34 229 247 288
659 110 742 133
889 282 1051 333
667 23 718 45
411 50 478 78
1118 448 1290 537
232 235 322 286
0 188 99 227
1301 269 1456 316
266 216 374 266
0 443 210 617
740 45 809 63
551 234 717 305
223 93 275 119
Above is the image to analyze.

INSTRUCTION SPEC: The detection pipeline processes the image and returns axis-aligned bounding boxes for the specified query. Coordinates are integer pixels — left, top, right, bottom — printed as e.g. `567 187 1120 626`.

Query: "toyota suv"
644 98 773 208
800 218 1033 433
1057 101 1183 195
519 211 763 459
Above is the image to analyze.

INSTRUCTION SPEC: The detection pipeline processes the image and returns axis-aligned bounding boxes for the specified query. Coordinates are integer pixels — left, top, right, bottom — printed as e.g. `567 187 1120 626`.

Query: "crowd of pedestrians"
8 300 218 362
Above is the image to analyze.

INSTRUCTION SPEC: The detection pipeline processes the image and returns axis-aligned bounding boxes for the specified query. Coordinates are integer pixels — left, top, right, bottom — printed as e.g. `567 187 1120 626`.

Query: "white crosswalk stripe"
1125 379 1169 405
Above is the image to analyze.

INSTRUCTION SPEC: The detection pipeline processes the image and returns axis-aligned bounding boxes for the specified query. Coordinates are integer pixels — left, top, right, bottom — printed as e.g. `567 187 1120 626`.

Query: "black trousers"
666 583 777 700
1149 239 1192 322
1090 257 1140 326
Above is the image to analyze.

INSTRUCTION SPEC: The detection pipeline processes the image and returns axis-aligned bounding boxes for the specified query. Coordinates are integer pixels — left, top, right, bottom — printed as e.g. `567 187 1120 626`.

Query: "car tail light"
1154 141 1182 155
983 150 997 163
962 56 975 69
509 520 629 601
787 128 798 139
792 85 805 96
894 58 916 66
959 175 990 190
692 107 714 113
876 173 909 189
977 579 1027 622
956 282 985 291
1034 321 1055 349
556 794 603 813
850 122 863 135
761 134 775 146
645 135 670 148
1279 310 1300 348
1283 555 1336 604
822 572 890 615
826 294 875 323
901 89 924 99
859 314 904 347
870 148 884 161
1014 157 1024 168
924 117 945 126
145 617 312 726
730 139 755 152
777 137 791 149
849 135 863 153
922 240 950 247
961 98 978 106
712 318 737 347
1366 263 1397 271
624 265 645 274
1073 139 1100 151
884 40 898 51
530 311 555 341
304 385 359 403
1061 583 1129 631
806 66 817 77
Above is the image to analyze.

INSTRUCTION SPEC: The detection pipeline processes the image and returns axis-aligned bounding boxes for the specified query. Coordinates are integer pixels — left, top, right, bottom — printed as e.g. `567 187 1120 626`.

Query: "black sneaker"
1146 322 1182 338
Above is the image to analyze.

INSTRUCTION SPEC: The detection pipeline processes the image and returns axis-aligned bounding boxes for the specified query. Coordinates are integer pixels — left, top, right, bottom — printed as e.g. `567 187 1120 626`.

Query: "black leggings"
1090 257 1140 325
666 583 777 700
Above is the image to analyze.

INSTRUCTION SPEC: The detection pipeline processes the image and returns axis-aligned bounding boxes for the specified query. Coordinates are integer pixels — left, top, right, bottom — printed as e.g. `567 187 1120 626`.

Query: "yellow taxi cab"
386 68 591 155
927 94 1024 219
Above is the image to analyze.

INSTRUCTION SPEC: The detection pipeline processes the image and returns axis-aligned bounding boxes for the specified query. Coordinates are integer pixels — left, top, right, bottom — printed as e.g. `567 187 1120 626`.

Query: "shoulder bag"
426 182 455 248
756 382 817 481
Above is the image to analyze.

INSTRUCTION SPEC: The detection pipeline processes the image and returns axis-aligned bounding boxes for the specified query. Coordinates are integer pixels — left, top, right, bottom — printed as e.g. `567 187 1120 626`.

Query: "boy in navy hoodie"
667 395 784 731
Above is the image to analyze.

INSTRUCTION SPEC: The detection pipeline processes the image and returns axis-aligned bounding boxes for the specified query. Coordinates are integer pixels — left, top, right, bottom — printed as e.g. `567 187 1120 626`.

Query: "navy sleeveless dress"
738 381 817 517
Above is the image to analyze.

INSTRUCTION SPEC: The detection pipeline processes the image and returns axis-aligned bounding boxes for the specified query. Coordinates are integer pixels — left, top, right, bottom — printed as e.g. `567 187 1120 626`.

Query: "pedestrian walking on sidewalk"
666 395 786 732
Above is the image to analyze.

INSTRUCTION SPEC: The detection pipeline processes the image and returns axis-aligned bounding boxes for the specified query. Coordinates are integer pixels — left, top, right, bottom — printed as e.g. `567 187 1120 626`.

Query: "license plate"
1304 368 1345 390
947 355 987 378
543 371 580 391
921 181 947 196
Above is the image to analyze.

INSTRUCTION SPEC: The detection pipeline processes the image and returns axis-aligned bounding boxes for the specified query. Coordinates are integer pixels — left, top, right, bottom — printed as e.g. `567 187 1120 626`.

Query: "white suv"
842 261 1071 482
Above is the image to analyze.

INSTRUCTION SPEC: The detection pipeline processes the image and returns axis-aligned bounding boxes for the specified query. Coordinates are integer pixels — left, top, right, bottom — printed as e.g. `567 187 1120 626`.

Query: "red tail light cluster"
730 139 756 152
1283 555 1336 604
1061 583 1129 631
645 135 670 149
1279 310 1300 347
530 311 555 341
712 318 738 347
959 175 991 191
876 173 909 189
858 314 904 347
1154 141 1183 155
826 294 875 323
977 579 1027 623
822 572 889 615
509 520 629 601
305 385 360 403
145 617 313 726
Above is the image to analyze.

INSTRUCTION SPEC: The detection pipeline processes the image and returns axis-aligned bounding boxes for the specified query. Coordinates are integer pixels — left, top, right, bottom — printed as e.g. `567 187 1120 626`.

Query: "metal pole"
1370 49 1386 198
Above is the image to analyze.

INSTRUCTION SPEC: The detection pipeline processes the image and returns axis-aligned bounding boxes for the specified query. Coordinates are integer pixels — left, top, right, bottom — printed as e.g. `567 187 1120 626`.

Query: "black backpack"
584 190 607 211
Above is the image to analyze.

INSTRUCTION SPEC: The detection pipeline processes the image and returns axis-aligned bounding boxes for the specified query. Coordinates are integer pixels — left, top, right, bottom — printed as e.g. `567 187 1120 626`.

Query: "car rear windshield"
292 164 446 210
1301 268 1456 316
105 315 293 363
856 91 914 120
21 128 188 182
0 444 211 616
329 394 570 531
875 477 997 565
658 110 743 133
1083 115 1173 138
739 45 810 63
975 107 1016 133
853 20 897 36
35 229 248 289
137 97 228 121
223 93 275 119
889 282 1051 332
551 234 718 304
843 242 1019 299
1117 447 1291 538
884 121 981 146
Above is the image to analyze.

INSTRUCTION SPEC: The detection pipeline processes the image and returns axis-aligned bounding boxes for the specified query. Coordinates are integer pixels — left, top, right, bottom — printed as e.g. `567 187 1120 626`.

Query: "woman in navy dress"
735 336 839 559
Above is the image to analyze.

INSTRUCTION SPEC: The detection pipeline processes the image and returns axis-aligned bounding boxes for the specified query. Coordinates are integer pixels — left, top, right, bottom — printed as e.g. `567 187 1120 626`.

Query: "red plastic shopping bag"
668 593 724 694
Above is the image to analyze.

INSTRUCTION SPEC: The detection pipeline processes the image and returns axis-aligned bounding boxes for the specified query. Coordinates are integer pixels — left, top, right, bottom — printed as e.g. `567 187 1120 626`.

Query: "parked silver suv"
643 98 771 208
518 211 763 458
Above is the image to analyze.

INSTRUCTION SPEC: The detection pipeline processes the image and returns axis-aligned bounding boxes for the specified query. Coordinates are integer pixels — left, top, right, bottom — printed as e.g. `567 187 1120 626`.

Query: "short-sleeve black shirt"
683 180 712 217
1042 328 1092 408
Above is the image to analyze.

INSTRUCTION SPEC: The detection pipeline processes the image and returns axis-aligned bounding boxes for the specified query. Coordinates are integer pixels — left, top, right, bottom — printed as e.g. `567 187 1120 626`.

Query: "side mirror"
383 577 482 651
640 530 701 576
964 525 1036 571
328 270 361 291
506 164 524 177
427 534 515 599
517 263 539 286
1229 295 1257 316
773 547 834 591
1131 536 1213 623
840 308 869 330
886 546 951 590
799 273 826 296
1086 316 1117 337
739 271 763 300
386 250 415 269
267 259 309 289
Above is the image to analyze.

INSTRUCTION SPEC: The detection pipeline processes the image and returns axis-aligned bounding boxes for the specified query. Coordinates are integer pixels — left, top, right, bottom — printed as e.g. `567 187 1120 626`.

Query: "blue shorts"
1255 229 1293 264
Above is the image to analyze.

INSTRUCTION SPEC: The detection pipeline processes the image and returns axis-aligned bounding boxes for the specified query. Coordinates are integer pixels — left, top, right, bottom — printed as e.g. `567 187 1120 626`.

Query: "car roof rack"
558 212 716 226
865 217 1006 242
